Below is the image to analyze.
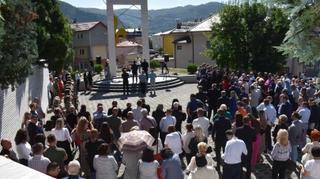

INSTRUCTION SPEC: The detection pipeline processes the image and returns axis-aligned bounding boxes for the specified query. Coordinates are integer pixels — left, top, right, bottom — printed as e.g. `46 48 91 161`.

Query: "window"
79 49 85 55
77 33 83 39
177 45 182 50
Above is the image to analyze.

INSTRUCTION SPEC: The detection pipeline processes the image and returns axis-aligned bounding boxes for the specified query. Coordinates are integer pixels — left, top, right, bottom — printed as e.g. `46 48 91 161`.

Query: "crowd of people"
1 64 320 179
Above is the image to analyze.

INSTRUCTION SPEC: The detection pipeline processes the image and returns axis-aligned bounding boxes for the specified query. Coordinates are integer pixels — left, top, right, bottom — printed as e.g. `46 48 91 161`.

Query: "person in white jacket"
93 143 118 179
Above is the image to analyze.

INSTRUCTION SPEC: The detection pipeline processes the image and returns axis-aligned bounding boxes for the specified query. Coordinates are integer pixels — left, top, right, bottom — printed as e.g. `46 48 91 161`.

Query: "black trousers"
223 163 242 179
185 153 192 165
265 125 273 151
215 141 226 169
123 82 129 95
57 140 73 163
241 152 252 179
272 160 288 179
132 73 138 83
140 82 146 94
160 131 168 146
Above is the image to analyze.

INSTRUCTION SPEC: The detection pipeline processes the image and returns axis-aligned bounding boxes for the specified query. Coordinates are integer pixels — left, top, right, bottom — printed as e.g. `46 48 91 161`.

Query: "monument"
106 0 150 77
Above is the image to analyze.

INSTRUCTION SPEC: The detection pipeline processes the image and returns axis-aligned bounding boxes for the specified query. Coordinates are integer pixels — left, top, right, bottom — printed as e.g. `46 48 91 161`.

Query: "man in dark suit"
217 90 230 109
278 94 292 124
235 115 256 179
212 109 231 171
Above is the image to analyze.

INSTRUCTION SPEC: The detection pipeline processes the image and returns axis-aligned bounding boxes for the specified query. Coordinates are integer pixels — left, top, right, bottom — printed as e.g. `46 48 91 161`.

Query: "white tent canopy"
0 156 54 179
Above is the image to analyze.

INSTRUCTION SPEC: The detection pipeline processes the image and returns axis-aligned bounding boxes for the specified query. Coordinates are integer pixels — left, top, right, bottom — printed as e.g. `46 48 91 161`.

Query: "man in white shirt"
301 146 320 179
28 143 51 174
192 108 210 137
164 125 185 169
159 109 176 144
222 130 247 179
257 98 276 151
132 100 143 122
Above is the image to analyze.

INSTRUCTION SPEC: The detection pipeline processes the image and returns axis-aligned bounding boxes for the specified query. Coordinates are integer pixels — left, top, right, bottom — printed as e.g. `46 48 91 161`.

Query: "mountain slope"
59 1 224 33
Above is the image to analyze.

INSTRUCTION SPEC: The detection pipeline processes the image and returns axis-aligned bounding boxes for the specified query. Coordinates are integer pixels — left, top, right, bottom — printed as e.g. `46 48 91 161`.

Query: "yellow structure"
162 33 174 56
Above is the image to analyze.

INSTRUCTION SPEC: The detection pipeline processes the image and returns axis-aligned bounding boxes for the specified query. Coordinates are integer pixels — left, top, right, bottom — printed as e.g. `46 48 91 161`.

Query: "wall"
91 45 108 61
150 35 163 50
0 67 49 144
192 32 216 66
175 42 193 68
89 23 108 46
73 31 90 47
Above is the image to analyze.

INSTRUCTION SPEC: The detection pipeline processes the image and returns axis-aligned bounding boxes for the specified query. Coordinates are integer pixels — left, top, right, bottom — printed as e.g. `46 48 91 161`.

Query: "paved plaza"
79 83 300 179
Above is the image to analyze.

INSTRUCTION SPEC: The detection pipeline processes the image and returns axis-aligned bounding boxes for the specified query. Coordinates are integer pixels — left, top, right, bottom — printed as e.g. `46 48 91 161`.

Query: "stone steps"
91 77 185 92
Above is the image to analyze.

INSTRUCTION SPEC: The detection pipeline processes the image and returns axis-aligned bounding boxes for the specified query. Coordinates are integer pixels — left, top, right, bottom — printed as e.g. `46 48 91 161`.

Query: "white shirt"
138 160 159 179
164 132 183 154
192 117 210 137
132 107 143 122
159 115 176 133
52 128 72 143
257 103 277 125
182 131 195 153
298 107 311 124
222 137 247 164
16 142 31 160
28 155 51 174
304 159 320 179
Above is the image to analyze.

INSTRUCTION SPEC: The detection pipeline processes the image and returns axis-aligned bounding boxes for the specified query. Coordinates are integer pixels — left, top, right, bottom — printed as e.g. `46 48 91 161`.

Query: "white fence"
0 66 49 143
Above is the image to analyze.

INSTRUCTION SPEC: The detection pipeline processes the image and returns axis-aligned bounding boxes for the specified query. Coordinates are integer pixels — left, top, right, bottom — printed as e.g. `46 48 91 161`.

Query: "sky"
60 0 224 10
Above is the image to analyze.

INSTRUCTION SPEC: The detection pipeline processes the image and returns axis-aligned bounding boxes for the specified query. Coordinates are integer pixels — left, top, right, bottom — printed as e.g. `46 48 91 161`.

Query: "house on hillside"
171 15 220 68
70 21 108 69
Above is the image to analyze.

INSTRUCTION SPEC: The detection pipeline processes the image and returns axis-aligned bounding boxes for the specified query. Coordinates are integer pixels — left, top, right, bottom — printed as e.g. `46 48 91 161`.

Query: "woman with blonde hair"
188 126 207 157
71 117 91 176
186 142 216 179
301 129 320 164
271 129 291 179
52 118 73 162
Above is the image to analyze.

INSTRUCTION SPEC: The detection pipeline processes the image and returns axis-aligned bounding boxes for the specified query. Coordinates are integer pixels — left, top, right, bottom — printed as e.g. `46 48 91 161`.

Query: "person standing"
92 103 108 131
140 108 157 131
93 143 118 179
131 61 138 84
52 119 73 163
288 112 304 162
192 108 210 137
139 72 147 95
138 147 159 179
27 113 44 146
172 102 186 133
222 130 247 179
141 59 149 80
235 115 256 179
106 108 122 140
15 129 31 166
271 129 291 179
212 111 231 170
44 134 68 177
28 143 51 174
159 109 177 145
301 146 320 179
0 139 18 162
160 148 184 179
297 101 311 147
122 68 130 95
149 70 157 95
121 111 140 133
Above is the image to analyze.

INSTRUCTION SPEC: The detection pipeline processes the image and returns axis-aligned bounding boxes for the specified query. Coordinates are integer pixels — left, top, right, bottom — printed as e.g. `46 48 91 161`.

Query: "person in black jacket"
121 68 130 95
141 59 149 80
207 83 220 120
131 61 138 83
278 94 292 125
217 90 230 109
27 114 44 146
212 109 231 171
172 102 186 132
309 99 320 131
235 115 256 179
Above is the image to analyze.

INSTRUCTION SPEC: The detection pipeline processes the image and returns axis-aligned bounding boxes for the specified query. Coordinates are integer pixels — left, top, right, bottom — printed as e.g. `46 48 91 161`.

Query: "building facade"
71 21 108 70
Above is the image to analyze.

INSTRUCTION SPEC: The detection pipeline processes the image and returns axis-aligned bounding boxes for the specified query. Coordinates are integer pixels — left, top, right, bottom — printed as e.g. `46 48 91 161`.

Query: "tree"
206 3 289 72
32 0 73 72
0 0 38 89
271 0 320 65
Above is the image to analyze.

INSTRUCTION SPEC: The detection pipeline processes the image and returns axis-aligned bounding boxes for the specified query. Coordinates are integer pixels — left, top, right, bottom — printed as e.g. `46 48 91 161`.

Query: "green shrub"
94 64 103 74
150 60 161 69
187 64 198 74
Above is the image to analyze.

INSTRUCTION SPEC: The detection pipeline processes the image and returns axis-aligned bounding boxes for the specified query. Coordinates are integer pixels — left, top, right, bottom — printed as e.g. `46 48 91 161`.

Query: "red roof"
70 21 106 32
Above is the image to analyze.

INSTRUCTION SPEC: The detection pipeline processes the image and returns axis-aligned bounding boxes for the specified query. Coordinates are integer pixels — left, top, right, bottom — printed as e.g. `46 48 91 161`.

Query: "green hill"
59 1 224 33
